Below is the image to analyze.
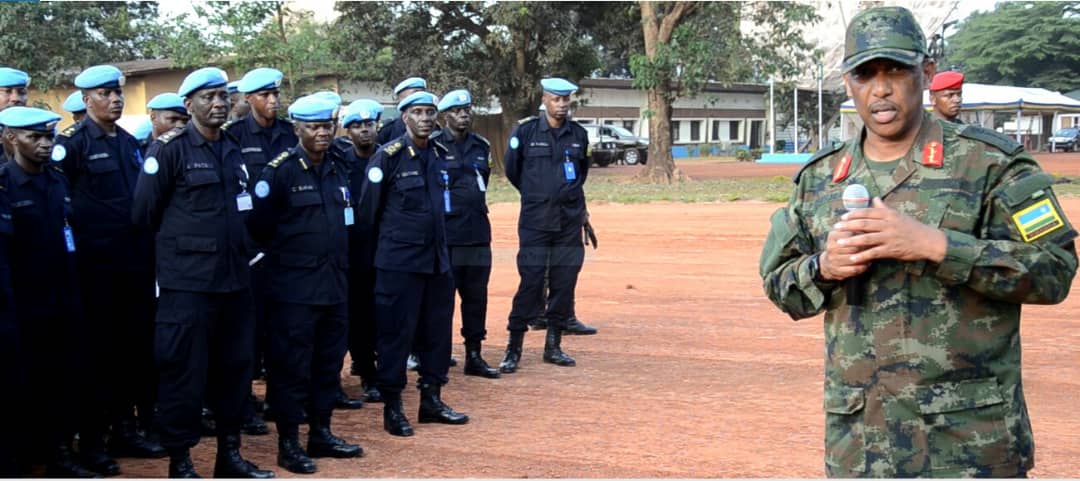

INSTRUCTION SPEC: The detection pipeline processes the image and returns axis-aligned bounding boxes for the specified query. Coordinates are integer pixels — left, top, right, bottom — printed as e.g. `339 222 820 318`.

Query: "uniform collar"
245 112 282 135
843 111 942 199
84 117 124 140
537 116 569 136
7 161 46 186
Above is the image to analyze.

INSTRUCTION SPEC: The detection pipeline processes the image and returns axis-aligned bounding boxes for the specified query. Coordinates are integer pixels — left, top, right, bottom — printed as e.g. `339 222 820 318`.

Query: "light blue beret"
397 91 438 112
74 65 125 89
0 67 29 88
393 77 426 95
0 107 61 132
311 90 342 107
237 68 283 94
178 67 229 98
288 95 338 122
437 89 471 112
147 93 188 115
540 77 578 96
341 99 384 127
63 92 86 113
132 118 153 141
227 81 240 94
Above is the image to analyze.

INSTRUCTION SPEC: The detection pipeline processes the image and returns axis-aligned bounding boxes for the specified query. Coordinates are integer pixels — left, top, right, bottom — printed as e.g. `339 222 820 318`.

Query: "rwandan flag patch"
1012 198 1064 242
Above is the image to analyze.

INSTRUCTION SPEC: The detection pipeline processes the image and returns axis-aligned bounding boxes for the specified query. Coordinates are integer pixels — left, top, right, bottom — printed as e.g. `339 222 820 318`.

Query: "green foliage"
0 2 161 90
949 2 1080 92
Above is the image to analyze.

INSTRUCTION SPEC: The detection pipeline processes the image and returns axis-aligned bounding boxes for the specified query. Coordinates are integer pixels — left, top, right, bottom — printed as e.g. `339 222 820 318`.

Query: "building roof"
841 82 1080 113
580 78 770 94
111 59 179 76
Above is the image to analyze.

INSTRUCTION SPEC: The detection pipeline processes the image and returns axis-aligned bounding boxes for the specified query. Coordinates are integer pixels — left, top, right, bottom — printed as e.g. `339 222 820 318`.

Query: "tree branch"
658 1 696 43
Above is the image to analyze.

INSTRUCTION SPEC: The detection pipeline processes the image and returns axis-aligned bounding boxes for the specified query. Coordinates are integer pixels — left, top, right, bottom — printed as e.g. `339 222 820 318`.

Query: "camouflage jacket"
760 113 1078 477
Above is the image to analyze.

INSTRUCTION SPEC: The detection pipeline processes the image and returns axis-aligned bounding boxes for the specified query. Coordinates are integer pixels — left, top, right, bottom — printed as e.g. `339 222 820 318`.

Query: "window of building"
689 120 701 142
671 120 681 141
603 119 616 125
622 120 636 133
729 120 740 140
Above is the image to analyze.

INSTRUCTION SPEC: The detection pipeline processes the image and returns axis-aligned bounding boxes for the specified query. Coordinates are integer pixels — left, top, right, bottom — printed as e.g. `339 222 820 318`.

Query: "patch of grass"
486 174 793 204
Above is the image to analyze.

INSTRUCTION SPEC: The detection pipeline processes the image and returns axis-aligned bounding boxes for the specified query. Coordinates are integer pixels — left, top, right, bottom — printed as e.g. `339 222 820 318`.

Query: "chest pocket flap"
526 145 550 158
395 175 425 191
185 169 221 186
290 191 323 207
86 158 120 174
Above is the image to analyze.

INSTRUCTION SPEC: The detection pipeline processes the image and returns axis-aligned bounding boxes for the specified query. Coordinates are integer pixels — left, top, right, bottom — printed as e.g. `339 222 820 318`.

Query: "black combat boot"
334 386 363 410
382 396 413 437
498 330 525 374
307 419 362 458
212 434 274 478
562 317 598 335
463 342 500 378
108 417 167 458
241 414 270 436
542 324 576 366
276 437 316 474
80 436 121 477
526 317 548 330
200 407 217 437
46 443 101 478
417 383 469 425
167 449 201 479
360 381 383 403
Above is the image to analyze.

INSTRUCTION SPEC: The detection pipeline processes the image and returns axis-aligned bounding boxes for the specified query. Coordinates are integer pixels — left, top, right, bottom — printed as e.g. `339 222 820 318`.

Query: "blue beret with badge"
341 99 383 127
63 92 86 113
226 81 240 94
0 67 29 88
178 67 229 98
311 90 342 107
74 65 125 89
237 67 283 94
393 77 426 96
437 89 471 112
132 118 153 142
540 77 578 96
0 106 61 132
288 95 338 122
397 91 438 112
147 93 188 115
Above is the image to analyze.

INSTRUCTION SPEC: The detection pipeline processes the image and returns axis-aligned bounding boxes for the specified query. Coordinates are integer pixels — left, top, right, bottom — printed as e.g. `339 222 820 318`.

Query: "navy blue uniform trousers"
507 225 584 332
374 269 453 397
450 245 491 344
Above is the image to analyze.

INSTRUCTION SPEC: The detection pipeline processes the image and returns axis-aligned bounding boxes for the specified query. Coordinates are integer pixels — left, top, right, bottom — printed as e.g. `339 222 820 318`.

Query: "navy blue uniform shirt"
246 147 350 305
434 130 491 245
132 124 252 293
342 143 378 271
358 136 450 275
503 116 590 232
223 114 297 180
55 119 153 271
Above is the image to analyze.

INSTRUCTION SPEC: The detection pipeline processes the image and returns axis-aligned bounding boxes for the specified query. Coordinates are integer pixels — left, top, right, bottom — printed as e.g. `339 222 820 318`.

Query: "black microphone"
842 184 870 306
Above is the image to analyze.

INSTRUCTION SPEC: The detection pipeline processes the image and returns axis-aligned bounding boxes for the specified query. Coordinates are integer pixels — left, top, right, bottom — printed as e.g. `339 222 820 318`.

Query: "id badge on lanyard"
563 149 576 182
236 164 252 211
342 186 354 226
64 220 76 253
442 171 451 213
474 163 487 192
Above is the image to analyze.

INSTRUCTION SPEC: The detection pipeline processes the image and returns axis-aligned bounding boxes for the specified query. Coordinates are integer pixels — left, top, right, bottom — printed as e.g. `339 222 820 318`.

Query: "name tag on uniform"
344 207 355 226
476 171 487 192
236 192 253 211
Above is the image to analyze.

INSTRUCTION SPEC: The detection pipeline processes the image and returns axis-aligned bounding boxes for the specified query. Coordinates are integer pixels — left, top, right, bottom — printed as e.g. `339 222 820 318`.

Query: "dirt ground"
118 153 1080 478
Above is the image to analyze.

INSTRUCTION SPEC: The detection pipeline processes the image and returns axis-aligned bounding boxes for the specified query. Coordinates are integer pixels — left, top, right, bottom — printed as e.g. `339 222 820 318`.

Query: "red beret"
930 71 964 92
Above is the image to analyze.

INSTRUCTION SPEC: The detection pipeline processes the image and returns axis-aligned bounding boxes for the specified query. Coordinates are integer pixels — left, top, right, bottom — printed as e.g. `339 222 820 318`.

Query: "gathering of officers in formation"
0 59 597 478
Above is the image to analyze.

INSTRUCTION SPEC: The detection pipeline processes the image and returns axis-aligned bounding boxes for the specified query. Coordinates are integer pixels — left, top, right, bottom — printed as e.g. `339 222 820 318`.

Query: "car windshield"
1054 128 1078 137
608 125 635 137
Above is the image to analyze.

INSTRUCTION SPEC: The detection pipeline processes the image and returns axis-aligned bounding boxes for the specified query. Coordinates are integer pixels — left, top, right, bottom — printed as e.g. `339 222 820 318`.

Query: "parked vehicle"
1049 128 1078 152
578 122 649 167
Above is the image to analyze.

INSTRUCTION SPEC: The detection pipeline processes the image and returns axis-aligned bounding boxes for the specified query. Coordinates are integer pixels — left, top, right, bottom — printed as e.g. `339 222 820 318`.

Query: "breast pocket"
525 146 550 173
289 191 323 208
184 168 222 213
916 378 1012 472
394 175 428 211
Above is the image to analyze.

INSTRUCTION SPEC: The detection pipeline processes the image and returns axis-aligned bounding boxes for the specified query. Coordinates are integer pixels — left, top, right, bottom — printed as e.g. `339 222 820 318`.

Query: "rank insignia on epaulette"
59 125 77 137
408 146 416 158
158 129 180 144
268 151 289 168
518 115 536 125
222 120 235 130
832 154 852 183
922 142 943 168
1012 198 1064 242
384 141 402 155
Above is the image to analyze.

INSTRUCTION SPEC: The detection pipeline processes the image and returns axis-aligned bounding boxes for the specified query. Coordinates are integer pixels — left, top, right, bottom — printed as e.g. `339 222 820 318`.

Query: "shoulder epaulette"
518 115 537 125
474 133 491 146
268 151 290 168
222 120 237 131
47 163 64 175
957 124 1023 156
432 138 449 153
278 117 293 126
58 123 81 138
384 141 403 156
793 141 845 184
157 127 183 145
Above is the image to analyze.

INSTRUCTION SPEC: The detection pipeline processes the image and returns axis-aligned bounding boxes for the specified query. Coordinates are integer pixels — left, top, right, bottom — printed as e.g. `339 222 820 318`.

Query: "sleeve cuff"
795 255 827 309
934 229 980 285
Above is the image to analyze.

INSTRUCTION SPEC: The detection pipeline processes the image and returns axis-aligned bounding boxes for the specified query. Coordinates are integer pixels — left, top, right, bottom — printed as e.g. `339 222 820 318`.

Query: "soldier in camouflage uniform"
760 7 1078 478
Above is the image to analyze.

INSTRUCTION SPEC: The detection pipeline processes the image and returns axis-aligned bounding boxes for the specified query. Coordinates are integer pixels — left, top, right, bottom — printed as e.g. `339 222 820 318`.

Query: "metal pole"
1016 104 1022 144
793 86 799 153
769 78 775 153
817 64 824 149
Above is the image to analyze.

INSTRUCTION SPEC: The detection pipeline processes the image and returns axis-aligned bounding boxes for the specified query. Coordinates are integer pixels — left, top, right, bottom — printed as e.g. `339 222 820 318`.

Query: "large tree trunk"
636 89 687 183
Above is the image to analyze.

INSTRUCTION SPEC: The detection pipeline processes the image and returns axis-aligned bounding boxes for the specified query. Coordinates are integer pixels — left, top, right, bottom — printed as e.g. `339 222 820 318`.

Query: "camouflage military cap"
843 6 927 74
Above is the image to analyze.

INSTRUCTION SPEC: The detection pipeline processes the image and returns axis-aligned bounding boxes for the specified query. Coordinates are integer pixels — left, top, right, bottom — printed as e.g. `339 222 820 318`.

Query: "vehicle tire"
623 149 640 165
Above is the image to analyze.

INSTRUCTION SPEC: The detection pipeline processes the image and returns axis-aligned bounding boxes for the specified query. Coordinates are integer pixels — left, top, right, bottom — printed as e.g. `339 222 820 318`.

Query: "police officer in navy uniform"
144 93 190 154
0 67 30 163
359 91 469 437
376 77 425 145
227 81 251 122
132 67 273 479
340 99 384 403
247 95 363 474
63 91 87 125
0 107 96 477
434 90 500 379
54 65 164 473
499 78 590 373
0 169 17 477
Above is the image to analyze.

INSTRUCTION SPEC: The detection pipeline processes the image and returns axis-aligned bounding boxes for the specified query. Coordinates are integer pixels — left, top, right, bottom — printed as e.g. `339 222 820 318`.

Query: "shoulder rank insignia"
832 154 853 183
958 125 1023 156
1012 198 1064 242
221 120 236 130
384 141 402 156
794 141 844 184
157 128 182 144
58 124 79 138
518 115 537 125
922 142 943 168
268 151 289 168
